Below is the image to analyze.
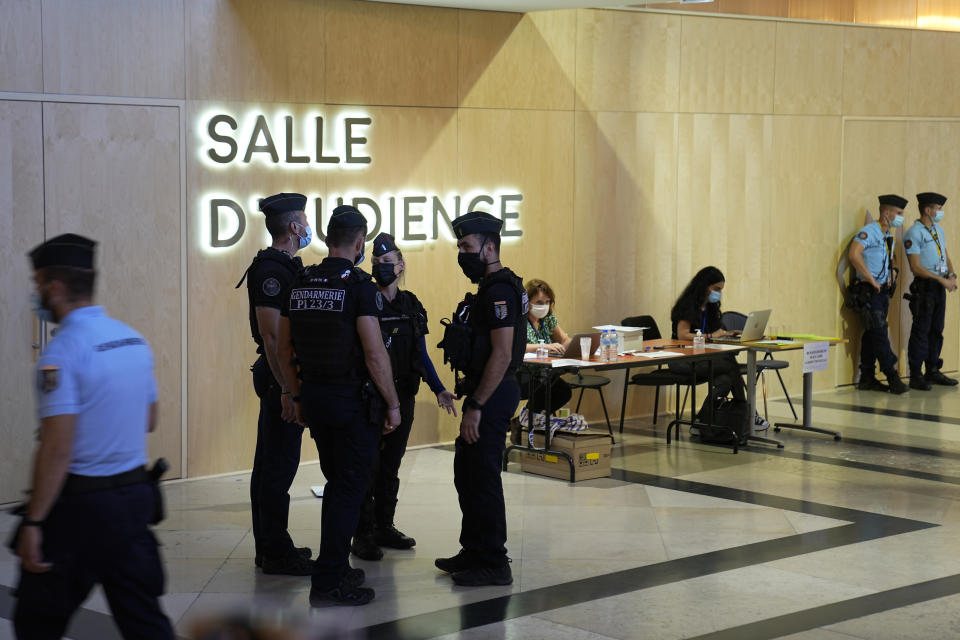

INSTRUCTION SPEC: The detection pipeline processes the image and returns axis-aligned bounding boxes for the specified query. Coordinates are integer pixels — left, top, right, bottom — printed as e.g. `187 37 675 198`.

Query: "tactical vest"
237 248 302 354
289 262 372 385
439 268 527 394
380 290 428 397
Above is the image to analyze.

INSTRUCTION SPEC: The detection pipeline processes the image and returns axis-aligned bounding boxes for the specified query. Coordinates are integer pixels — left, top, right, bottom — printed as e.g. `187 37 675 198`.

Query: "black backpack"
694 398 750 446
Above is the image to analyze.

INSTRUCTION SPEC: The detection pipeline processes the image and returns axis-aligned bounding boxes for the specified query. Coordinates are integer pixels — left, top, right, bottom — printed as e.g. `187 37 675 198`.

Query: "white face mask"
530 304 550 319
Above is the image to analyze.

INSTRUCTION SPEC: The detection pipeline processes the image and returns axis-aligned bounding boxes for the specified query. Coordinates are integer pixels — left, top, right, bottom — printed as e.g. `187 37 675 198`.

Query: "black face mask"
373 263 398 287
458 249 487 284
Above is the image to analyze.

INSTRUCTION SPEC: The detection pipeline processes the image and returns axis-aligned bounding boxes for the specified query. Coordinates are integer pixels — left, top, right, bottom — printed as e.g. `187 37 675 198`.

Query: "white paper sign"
802 341 829 374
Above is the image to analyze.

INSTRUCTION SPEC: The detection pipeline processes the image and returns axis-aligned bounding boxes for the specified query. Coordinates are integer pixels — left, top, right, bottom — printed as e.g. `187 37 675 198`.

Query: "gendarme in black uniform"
237 193 308 574
281 205 389 605
437 211 526 586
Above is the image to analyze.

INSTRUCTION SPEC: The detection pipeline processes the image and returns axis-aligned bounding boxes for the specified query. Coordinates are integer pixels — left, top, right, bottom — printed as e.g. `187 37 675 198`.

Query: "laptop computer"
549 332 602 359
712 309 772 343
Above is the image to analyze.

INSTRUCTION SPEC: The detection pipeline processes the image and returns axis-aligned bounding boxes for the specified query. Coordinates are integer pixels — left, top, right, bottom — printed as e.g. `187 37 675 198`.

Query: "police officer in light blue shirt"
14 234 173 640
904 192 959 390
848 194 909 394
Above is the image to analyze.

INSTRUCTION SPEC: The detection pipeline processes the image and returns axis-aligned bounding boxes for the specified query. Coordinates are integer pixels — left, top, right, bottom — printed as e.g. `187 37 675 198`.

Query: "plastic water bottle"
693 329 705 350
609 331 619 361
599 330 609 362
536 339 548 360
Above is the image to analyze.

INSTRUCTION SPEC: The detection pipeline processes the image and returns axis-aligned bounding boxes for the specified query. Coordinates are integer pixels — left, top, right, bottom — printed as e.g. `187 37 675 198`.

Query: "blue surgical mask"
297 224 312 250
934 210 945 223
32 292 54 323
891 214 904 228
708 290 722 304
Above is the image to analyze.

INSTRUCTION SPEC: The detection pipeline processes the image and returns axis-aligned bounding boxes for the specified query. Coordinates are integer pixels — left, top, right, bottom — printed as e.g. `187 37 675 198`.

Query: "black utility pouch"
362 380 386 425
149 458 169 525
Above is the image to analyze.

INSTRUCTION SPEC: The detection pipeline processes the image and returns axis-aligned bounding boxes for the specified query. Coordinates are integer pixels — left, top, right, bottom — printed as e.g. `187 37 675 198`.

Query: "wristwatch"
464 397 484 412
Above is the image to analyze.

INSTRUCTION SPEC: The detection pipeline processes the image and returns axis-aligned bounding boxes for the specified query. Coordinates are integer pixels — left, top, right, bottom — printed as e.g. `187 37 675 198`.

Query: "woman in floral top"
523 279 572 414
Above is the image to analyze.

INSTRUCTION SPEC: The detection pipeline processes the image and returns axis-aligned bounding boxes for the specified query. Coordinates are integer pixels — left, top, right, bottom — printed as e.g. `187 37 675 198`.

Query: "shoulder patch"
859 232 868 240
905 239 912 249
38 366 59 394
262 277 281 297
494 301 508 320
376 291 384 311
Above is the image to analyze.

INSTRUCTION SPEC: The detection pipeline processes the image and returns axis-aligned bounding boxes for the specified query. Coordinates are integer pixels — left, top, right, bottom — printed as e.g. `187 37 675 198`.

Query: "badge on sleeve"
376 291 384 311
262 277 281 297
858 232 868 240
494 300 508 320
904 239 912 249
38 365 60 393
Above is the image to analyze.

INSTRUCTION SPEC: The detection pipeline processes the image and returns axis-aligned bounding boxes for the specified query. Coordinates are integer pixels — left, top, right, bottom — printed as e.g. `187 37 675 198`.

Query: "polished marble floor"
3 384 960 639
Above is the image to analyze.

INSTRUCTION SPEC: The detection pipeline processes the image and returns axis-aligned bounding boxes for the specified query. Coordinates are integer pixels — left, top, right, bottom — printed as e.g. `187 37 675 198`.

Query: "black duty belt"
61 466 149 496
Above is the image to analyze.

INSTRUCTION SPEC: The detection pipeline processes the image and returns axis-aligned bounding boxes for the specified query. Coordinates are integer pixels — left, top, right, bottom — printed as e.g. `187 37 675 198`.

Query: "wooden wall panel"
908 30 960 116
675 114 774 309
42 0 184 98
573 111 679 338
774 22 844 115
854 0 919 26
839 119 908 383
768 116 844 392
842 27 913 116
718 0 790 17
0 0 42 92
678 16 776 114
903 121 960 374
575 10 681 113
0 101 44 503
918 0 960 30
325 0 458 107
42 102 182 475
459 9 576 110
186 0 325 103
789 0 856 22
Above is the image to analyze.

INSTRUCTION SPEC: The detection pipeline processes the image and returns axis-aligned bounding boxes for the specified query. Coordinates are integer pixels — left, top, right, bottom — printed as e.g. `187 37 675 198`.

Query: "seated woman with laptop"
523 278 573 414
670 266 769 430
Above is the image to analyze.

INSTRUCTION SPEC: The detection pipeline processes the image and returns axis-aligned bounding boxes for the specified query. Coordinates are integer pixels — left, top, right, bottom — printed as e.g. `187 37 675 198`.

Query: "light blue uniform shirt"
35 306 156 477
904 220 948 275
853 222 894 283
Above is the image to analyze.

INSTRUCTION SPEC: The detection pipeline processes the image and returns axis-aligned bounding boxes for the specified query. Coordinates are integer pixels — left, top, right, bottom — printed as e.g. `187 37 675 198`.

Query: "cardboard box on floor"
519 429 612 481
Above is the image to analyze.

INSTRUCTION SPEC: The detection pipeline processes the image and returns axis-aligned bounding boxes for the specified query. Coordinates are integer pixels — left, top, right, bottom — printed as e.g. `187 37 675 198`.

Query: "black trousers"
908 279 947 375
669 354 746 403
860 290 898 378
301 382 379 590
527 376 573 415
357 393 417 535
14 482 173 640
453 376 521 568
251 356 305 559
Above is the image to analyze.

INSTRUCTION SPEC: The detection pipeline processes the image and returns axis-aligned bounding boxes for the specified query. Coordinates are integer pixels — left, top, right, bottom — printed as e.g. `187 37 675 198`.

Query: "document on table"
753 339 796 345
592 324 647 333
634 351 684 358
550 358 595 367
703 343 742 350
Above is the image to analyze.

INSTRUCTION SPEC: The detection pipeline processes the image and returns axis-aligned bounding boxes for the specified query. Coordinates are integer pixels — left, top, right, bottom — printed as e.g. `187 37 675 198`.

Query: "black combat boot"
885 370 909 395
350 533 383 561
375 524 416 549
857 376 888 392
909 371 933 391
926 370 959 386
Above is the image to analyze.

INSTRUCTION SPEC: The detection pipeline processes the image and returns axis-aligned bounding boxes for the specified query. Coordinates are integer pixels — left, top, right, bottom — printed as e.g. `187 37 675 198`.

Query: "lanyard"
528 317 550 342
874 223 891 281
701 312 707 333
926 224 944 262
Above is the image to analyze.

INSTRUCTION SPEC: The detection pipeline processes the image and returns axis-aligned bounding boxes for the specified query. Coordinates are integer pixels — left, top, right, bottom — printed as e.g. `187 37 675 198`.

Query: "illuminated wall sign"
198 110 524 250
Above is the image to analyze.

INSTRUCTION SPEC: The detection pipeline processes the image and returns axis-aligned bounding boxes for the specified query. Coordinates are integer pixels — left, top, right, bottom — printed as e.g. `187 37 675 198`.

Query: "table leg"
773 371 842 440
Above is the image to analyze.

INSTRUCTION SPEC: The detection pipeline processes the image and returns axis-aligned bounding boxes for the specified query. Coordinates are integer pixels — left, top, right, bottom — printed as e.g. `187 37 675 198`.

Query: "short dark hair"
40 266 96 300
479 232 501 253
326 225 367 249
265 210 300 239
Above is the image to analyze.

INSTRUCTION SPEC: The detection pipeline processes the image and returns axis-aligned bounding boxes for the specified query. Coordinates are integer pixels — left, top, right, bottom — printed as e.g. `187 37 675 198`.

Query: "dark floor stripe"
612 428 960 486
361 471 935 640
686 573 960 640
809 399 960 427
